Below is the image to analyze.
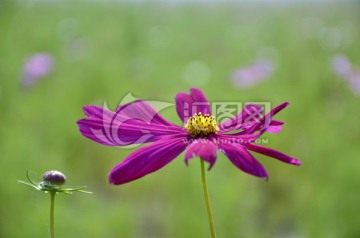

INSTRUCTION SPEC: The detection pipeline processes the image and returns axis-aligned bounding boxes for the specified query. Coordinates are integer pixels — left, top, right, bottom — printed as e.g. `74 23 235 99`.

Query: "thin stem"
50 191 56 238
200 159 217 238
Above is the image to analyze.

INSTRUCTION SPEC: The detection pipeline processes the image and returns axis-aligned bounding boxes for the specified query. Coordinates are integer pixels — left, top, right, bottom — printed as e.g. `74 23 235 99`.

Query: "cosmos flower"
77 88 300 185
21 53 54 87
231 59 274 89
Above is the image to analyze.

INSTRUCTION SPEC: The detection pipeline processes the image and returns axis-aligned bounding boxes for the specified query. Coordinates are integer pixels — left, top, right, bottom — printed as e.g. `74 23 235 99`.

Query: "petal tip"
207 161 215 171
189 87 202 92
82 105 98 116
262 171 269 179
108 177 117 185
292 159 302 166
108 169 121 185
255 168 269 178
109 173 124 185
76 119 82 127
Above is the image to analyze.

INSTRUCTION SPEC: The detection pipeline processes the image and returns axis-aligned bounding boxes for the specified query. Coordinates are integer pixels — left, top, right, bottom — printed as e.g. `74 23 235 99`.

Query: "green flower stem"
200 159 217 238
50 191 56 238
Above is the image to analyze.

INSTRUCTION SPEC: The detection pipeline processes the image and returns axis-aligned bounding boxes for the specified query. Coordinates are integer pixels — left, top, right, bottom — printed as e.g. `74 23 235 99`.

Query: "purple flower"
77 88 300 185
21 53 54 87
231 59 274 89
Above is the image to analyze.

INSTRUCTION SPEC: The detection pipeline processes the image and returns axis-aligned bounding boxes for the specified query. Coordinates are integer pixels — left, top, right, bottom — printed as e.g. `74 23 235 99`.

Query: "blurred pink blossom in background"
332 54 352 77
231 59 274 89
347 72 360 96
21 53 54 87
332 54 360 96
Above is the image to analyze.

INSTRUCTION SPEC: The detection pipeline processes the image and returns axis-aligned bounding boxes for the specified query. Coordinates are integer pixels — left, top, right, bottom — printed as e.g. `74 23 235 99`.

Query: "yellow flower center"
185 112 219 138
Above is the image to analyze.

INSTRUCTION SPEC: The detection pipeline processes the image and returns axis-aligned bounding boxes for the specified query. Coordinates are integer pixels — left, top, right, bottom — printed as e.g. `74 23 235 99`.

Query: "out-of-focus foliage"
1 1 360 237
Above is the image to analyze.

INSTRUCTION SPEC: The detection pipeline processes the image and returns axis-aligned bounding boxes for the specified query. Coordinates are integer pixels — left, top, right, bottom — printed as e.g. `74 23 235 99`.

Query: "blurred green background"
1 0 360 237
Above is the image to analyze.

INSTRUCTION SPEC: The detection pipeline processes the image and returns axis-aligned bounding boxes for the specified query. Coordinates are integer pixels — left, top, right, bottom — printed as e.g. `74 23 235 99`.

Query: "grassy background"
1 1 360 237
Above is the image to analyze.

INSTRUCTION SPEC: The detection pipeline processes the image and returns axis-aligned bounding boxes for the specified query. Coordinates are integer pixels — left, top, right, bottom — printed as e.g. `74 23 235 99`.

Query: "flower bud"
42 170 66 186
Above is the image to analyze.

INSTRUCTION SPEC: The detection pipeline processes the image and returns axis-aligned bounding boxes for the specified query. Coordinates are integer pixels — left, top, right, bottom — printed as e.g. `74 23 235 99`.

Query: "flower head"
78 88 300 185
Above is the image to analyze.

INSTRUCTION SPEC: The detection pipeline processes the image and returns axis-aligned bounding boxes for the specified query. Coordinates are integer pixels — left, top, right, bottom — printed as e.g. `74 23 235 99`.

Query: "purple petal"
270 120 285 126
219 104 264 132
258 102 290 127
78 118 117 146
266 120 285 133
245 102 290 134
115 100 176 127
175 88 211 123
78 118 185 146
215 103 289 146
218 143 268 178
109 136 187 185
269 102 290 116
78 102 185 146
246 144 301 166
184 138 218 170
266 125 282 133
83 105 116 120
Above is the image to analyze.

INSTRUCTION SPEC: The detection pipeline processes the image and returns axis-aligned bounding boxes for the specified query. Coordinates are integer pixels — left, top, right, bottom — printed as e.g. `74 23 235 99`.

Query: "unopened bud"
42 170 66 186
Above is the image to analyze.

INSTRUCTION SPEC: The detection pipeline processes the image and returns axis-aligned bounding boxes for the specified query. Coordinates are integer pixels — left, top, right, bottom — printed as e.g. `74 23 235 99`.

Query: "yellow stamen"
185 112 219 138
